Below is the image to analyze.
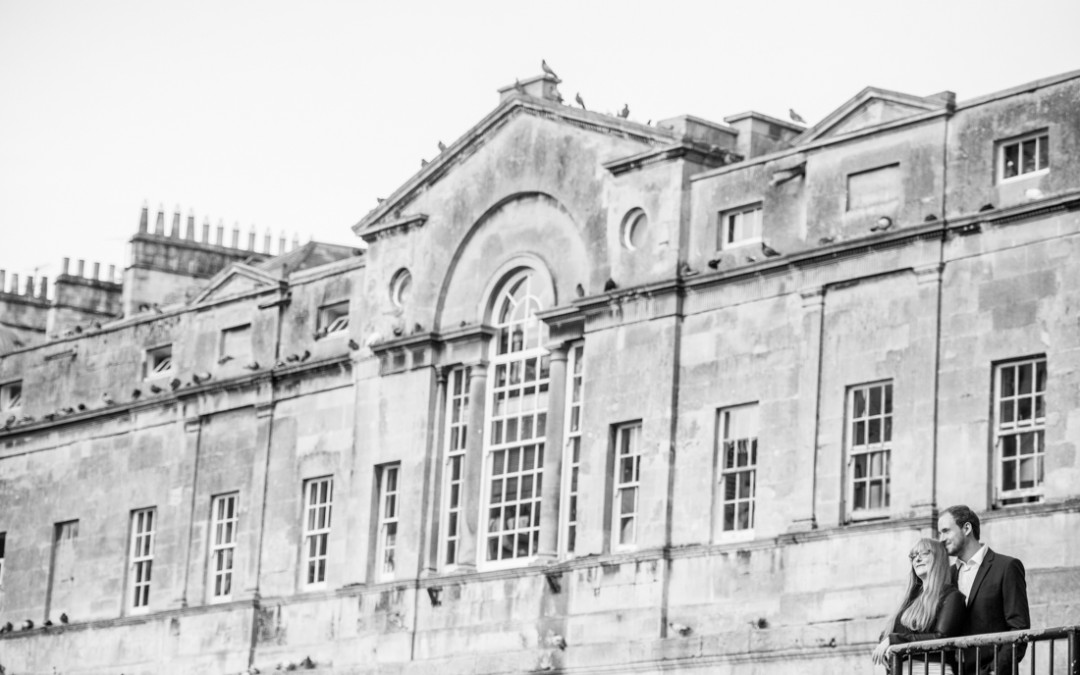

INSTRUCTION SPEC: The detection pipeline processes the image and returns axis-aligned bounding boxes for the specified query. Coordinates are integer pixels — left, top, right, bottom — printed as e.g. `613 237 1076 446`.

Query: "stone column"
914 263 944 517
789 287 824 532
421 367 450 575
242 401 275 599
456 361 488 570
174 416 202 608
536 344 569 561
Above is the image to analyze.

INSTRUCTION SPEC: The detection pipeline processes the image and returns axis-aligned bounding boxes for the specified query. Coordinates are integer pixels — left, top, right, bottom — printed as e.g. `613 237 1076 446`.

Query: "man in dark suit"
938 505 1031 675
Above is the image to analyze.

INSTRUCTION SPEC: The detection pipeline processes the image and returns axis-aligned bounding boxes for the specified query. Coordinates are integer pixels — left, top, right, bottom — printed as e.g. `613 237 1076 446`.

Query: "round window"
621 209 648 250
390 269 412 308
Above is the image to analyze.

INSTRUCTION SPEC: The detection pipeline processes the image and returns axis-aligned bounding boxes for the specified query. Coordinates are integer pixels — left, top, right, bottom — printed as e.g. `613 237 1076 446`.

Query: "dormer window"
719 204 762 250
144 345 173 379
999 132 1049 182
317 301 350 338
0 380 22 413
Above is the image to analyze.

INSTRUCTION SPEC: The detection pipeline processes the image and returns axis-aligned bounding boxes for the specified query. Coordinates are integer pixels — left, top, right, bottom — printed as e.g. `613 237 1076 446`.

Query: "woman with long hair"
871 538 966 674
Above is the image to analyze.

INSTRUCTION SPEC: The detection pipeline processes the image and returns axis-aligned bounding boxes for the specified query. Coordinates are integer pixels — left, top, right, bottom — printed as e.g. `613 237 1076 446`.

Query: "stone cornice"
603 141 740 176
358 213 428 244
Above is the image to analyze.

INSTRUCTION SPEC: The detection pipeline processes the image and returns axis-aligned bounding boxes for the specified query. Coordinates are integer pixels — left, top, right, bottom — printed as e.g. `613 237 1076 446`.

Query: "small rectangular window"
302 477 333 587
220 324 252 363
994 357 1046 505
561 343 584 555
317 301 350 337
0 380 23 412
999 132 1049 182
848 382 893 516
847 164 900 212
718 204 763 249
716 404 758 536
376 464 400 581
0 531 7 589
210 493 239 600
130 508 156 609
442 366 470 567
144 345 173 379
612 422 642 548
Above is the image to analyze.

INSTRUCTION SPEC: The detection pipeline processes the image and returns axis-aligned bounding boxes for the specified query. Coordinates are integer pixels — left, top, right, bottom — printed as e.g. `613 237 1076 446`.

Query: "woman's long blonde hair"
883 538 952 633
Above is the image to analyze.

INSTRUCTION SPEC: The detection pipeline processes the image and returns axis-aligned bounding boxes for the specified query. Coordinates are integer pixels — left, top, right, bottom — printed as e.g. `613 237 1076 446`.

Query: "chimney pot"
10 273 19 294
185 211 196 240
108 264 116 282
202 217 211 243
170 207 181 238
154 205 165 235
263 227 271 253
139 201 149 233
0 270 5 292
231 222 240 248
77 260 86 277
26 276 34 296
38 276 48 299
92 262 101 280
292 233 300 250
62 257 71 275
247 225 256 251
216 219 225 245
278 231 286 254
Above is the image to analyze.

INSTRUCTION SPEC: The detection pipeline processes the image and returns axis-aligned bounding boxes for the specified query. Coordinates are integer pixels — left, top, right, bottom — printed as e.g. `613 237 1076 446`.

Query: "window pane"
1021 139 1037 174
1038 135 1049 170
1003 143 1019 179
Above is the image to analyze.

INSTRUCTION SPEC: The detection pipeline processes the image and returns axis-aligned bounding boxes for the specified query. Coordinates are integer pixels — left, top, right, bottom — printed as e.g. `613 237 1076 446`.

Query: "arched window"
483 269 550 563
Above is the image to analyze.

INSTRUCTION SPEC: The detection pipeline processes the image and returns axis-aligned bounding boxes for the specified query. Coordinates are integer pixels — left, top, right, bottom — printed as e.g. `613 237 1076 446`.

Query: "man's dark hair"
942 504 980 540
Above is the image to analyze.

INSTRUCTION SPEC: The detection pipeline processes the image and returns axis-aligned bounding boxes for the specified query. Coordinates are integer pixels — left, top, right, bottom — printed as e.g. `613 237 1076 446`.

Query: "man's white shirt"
957 543 989 601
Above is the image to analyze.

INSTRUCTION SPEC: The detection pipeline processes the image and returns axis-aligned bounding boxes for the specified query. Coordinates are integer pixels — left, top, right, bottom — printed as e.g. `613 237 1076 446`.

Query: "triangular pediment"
795 87 954 145
353 91 674 239
192 263 283 305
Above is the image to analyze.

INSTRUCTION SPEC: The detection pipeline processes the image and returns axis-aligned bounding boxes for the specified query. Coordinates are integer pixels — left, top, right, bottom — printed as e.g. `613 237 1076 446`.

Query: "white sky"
1 0 1077 289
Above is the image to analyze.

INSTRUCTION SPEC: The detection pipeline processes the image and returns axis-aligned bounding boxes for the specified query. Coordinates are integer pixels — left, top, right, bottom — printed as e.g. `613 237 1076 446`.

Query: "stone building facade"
1 69 1079 674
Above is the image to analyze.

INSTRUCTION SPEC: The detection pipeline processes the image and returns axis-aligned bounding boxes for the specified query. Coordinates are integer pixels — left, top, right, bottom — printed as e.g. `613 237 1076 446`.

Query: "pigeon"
514 78 525 94
0 621 11 633
541 59 558 79
44 412 57 421
217 355 233 365
4 415 15 428
392 325 404 337
101 392 115 405
347 339 360 350
618 104 629 119
60 613 69 624
170 378 182 390
149 384 162 394
745 255 758 263
761 242 781 257
979 203 995 212
298 350 311 362
286 353 300 363
646 119 652 126
43 620 53 627
707 258 722 270
275 359 288 368
61 406 75 414
818 236 836 245
413 323 423 334
376 197 385 204
603 278 617 292
678 262 698 277
437 141 447 152
789 108 806 124
22 619 34 630
870 218 893 232
131 389 141 399
669 622 692 636
575 93 586 110
574 283 585 298
76 403 87 411
421 158 429 168
243 361 260 370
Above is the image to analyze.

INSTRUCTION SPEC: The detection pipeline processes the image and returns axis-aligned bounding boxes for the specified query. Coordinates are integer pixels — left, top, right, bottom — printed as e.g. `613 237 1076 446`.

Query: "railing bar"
1048 638 1053 674
994 643 999 675
1011 641 1017 675
924 652 928 675
1028 636 1034 675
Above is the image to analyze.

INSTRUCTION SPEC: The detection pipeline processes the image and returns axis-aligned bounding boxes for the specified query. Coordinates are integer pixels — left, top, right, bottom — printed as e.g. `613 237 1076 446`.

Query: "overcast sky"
1 0 1077 290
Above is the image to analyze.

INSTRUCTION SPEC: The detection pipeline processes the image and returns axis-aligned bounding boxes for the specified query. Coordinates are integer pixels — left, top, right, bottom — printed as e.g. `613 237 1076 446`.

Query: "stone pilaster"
789 287 824 532
456 361 488 570
536 344 569 561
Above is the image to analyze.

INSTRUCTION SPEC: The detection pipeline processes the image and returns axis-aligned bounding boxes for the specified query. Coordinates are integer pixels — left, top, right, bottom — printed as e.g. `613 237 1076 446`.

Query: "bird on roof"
575 93 586 110
761 242 781 257
347 338 360 350
618 104 630 119
604 278 617 292
60 613 69 624
421 159 429 168
514 78 525 94
376 197 385 204
789 108 806 124
437 141 447 152
707 258 722 270
541 59 558 79
101 392 115 405
574 283 585 298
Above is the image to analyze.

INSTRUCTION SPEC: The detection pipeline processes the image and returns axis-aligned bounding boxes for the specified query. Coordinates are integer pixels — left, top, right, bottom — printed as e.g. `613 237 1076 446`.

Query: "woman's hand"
871 637 892 666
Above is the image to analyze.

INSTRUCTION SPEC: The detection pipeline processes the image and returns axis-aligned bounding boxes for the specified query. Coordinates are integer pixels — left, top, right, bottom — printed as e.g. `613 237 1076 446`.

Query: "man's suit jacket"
952 548 1031 675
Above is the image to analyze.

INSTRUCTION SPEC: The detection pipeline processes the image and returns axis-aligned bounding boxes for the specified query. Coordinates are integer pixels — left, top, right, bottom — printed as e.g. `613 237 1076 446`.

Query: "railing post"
890 650 901 675
1068 628 1079 675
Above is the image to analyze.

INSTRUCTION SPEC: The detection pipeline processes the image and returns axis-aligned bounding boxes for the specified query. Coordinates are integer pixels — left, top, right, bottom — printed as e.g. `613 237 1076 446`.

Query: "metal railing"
889 625 1080 675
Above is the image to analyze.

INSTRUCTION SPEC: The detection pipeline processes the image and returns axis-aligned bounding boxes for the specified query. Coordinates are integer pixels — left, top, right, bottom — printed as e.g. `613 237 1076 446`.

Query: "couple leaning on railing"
869 505 1057 675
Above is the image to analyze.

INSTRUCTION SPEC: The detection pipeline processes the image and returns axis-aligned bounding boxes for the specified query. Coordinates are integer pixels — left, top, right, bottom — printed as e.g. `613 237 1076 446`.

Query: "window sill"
714 529 755 544
846 508 891 524
998 169 1049 185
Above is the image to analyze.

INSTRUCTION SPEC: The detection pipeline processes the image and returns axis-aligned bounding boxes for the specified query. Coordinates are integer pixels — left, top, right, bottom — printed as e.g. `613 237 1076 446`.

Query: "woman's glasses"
908 550 933 561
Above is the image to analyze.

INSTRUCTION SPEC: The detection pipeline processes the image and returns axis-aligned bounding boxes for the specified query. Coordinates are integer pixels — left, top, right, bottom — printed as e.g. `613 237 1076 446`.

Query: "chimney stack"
154 205 165 235
292 233 300 250
62 257 71 275
76 260 85 277
216 219 225 245
25 276 34 296
0 270 5 292
263 227 271 253
170 206 181 238
231 222 240 249
186 210 196 240
108 265 116 283
247 225 256 251
278 231 286 254
139 201 149 233
10 273 19 294
92 262 101 280
38 276 48 299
